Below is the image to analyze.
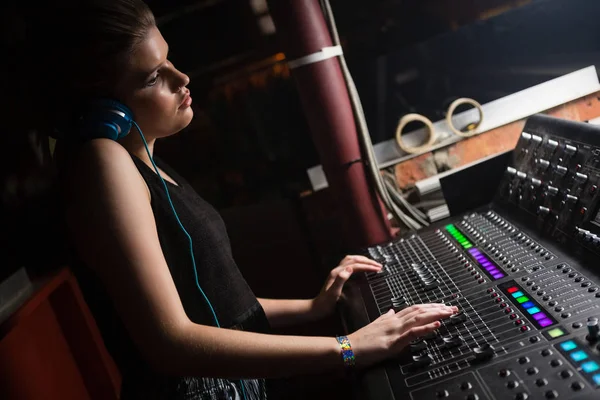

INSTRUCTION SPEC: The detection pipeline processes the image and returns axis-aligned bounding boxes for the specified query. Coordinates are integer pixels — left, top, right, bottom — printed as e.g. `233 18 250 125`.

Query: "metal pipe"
268 0 391 247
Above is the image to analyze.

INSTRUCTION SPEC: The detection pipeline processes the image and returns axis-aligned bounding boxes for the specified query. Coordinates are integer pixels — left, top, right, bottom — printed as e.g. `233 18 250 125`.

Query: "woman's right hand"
348 303 457 368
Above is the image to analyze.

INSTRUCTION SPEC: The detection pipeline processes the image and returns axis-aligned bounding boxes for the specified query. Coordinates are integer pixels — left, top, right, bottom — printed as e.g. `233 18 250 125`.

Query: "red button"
510 313 517 319
590 185 598 194
491 293 499 298
496 298 503 303
499 302 507 308
515 319 523 325
520 325 530 332
505 308 513 313
507 287 519 293
487 288 495 293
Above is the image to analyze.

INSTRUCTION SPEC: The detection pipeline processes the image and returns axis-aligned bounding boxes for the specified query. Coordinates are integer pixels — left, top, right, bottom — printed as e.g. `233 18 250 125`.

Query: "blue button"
582 361 599 373
512 291 524 298
570 350 588 362
521 301 535 308
560 340 577 351
593 373 600 385
527 307 541 314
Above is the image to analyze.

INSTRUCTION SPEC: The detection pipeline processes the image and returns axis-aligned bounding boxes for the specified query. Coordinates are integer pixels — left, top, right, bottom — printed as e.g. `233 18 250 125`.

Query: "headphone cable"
133 121 248 400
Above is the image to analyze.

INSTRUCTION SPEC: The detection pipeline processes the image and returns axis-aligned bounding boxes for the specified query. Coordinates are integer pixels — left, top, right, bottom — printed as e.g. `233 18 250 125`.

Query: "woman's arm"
257 298 317 328
64 139 455 379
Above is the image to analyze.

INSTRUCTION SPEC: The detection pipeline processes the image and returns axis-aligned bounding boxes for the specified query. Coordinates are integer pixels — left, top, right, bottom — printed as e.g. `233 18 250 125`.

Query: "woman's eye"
146 74 159 87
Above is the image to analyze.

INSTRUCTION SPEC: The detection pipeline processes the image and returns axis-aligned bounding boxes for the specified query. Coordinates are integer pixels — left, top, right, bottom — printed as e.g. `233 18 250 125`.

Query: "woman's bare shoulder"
63 139 147 202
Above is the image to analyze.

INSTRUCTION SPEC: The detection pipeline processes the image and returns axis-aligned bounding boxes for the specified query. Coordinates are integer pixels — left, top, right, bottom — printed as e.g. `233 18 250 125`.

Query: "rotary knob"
587 319 600 342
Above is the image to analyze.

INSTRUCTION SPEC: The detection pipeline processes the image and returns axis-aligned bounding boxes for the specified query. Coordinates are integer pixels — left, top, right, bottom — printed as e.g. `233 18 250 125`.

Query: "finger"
345 263 384 273
394 303 455 319
395 308 450 327
328 266 353 298
378 308 395 319
393 304 450 320
400 309 455 332
346 255 383 268
339 256 355 267
339 255 383 268
394 321 441 350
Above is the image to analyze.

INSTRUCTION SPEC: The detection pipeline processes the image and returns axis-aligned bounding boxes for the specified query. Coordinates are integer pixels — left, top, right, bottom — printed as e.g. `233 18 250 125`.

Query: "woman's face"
116 26 193 139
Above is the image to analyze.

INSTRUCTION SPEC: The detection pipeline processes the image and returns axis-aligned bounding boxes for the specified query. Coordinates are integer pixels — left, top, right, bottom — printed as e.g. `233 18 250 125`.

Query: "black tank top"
74 155 270 400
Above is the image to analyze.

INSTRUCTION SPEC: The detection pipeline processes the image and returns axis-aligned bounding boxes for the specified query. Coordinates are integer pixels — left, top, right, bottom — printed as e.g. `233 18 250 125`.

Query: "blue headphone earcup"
77 99 134 141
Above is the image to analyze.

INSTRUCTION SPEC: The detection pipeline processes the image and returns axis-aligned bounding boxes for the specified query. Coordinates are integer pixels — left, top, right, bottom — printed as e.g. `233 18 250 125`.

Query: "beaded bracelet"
335 335 356 368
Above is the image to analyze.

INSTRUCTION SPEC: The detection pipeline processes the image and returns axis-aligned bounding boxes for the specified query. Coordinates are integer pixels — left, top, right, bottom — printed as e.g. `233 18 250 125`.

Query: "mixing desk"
341 115 600 400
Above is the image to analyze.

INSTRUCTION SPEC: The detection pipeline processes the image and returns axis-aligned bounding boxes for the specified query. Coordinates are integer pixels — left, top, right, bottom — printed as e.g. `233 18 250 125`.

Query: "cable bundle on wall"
319 0 428 231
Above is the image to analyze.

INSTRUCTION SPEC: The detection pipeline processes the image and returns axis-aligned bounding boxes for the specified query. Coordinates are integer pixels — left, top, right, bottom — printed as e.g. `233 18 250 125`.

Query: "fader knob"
546 186 559 196
442 335 463 349
545 139 558 151
391 296 407 312
506 167 517 176
469 343 496 364
410 339 427 352
412 351 433 368
575 173 588 183
538 206 551 216
424 280 439 291
450 311 467 325
586 320 600 342
423 330 438 340
531 178 542 187
555 165 568 176
537 159 550 170
566 194 578 203
565 144 577 155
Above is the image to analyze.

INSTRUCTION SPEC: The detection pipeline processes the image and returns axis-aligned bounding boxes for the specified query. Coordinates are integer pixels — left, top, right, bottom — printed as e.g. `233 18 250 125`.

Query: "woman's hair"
21 0 156 133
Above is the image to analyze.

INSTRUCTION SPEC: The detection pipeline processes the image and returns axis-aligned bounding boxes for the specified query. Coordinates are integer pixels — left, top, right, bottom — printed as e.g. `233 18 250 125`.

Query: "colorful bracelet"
336 335 356 368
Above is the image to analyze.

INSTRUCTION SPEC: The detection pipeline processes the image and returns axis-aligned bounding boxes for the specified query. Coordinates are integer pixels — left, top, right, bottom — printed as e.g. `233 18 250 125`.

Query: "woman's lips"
179 91 192 109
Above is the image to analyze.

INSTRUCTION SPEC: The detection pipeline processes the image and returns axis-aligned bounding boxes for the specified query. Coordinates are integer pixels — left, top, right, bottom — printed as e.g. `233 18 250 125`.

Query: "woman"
30 1 457 399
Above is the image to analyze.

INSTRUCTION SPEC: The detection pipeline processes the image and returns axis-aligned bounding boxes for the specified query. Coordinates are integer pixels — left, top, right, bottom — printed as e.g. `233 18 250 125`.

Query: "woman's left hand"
311 255 382 320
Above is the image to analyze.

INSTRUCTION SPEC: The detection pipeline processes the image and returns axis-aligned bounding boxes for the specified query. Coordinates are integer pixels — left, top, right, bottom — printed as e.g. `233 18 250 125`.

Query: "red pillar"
268 0 391 248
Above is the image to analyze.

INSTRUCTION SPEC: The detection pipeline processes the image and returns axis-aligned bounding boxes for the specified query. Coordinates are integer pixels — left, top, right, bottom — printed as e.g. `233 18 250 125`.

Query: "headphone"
76 98 134 141
74 99 250 399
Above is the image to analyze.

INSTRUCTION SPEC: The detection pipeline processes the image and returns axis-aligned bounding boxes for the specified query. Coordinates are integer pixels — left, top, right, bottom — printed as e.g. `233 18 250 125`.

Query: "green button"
547 328 565 338
463 244 473 249
516 296 529 303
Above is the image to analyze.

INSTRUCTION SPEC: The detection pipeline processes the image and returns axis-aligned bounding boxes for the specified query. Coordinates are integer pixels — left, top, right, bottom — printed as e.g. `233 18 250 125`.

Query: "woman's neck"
119 130 157 169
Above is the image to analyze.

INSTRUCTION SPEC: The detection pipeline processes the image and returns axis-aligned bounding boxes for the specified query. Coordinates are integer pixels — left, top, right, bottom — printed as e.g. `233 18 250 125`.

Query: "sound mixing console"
342 115 600 400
